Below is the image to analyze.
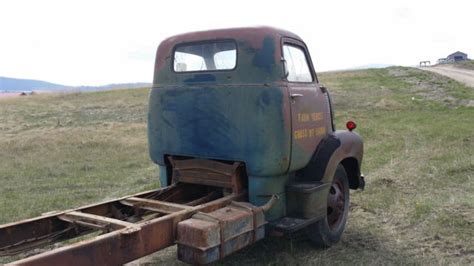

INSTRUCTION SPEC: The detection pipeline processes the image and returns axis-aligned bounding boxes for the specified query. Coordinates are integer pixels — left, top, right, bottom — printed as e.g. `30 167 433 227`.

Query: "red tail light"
346 121 357 131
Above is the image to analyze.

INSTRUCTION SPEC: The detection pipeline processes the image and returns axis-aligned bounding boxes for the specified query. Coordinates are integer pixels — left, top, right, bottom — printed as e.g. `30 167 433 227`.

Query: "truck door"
282 39 331 171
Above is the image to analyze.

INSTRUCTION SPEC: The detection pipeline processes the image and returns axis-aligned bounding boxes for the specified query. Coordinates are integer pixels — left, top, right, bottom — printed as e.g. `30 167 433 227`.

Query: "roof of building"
447 51 467 57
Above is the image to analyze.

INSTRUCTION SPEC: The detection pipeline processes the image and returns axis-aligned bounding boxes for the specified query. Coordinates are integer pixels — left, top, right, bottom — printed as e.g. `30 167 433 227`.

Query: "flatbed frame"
0 184 246 265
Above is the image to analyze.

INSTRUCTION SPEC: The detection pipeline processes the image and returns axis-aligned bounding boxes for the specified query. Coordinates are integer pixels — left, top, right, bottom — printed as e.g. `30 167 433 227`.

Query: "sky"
0 0 473 86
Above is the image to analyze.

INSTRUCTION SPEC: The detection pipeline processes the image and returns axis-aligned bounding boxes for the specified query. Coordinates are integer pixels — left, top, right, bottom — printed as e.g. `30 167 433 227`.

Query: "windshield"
173 41 237 72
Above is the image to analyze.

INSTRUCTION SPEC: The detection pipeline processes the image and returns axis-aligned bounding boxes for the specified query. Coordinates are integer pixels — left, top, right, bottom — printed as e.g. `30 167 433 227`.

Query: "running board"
268 216 323 235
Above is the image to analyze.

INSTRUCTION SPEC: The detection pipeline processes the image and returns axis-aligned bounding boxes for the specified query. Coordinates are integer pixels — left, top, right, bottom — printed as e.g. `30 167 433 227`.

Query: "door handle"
290 93 303 99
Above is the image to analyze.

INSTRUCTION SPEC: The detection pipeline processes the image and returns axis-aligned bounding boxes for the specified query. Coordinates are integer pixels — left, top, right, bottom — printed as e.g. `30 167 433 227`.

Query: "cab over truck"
0 27 364 265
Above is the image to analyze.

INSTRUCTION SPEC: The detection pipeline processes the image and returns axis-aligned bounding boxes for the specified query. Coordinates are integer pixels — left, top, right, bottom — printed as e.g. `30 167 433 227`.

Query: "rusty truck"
0 27 364 265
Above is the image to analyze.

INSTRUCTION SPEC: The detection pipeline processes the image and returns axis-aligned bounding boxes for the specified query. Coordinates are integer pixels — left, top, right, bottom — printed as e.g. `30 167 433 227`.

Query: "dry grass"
453 60 474 71
0 89 159 225
1 67 473 264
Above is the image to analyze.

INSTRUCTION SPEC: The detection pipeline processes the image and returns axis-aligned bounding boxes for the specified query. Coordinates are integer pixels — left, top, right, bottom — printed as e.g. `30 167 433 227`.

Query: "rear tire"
306 164 349 247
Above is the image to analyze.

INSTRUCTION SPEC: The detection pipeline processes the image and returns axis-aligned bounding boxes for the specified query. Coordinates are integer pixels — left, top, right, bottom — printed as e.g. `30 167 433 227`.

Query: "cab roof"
161 26 303 45
153 27 309 86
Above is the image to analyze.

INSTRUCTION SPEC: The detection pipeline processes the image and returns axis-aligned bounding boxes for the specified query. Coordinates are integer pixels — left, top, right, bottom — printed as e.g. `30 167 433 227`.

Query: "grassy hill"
0 67 472 264
453 60 474 70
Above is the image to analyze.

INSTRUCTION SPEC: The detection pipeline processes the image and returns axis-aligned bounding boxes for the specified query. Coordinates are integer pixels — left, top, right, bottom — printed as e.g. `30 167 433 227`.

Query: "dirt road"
421 65 474 87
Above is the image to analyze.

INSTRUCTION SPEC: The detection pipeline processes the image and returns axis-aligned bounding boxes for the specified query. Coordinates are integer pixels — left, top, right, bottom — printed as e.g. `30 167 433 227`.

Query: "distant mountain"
75 83 151 92
0 76 151 93
346 64 394 70
0 77 70 92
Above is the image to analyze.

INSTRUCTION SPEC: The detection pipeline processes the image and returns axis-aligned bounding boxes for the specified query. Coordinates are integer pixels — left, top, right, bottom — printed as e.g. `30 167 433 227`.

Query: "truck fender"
295 130 364 189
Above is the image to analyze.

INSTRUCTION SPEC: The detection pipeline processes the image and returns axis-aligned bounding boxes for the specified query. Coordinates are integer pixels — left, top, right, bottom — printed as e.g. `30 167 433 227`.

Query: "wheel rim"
327 177 345 231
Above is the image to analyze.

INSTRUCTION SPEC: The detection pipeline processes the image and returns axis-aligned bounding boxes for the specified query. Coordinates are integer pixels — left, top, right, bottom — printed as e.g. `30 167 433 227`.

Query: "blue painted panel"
158 165 168 187
148 85 291 177
248 175 289 221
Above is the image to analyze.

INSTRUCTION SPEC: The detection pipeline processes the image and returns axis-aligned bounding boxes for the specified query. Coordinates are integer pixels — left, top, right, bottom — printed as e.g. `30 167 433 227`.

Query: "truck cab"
0 27 365 266
149 26 364 247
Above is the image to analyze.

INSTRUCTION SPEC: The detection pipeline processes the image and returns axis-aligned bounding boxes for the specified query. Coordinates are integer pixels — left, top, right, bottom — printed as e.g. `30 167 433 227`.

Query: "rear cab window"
173 41 237 72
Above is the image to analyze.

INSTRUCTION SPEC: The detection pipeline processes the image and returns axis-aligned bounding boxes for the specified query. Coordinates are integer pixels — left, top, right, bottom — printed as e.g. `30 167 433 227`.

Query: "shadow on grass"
138 227 416 265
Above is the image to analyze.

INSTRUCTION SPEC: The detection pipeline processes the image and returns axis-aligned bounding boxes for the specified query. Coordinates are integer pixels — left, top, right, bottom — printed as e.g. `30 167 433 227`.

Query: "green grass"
0 89 159 225
1 67 473 264
453 60 474 70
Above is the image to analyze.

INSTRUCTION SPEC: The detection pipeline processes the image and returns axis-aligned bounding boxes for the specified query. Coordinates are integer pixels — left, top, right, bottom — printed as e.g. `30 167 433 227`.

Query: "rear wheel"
306 164 349 247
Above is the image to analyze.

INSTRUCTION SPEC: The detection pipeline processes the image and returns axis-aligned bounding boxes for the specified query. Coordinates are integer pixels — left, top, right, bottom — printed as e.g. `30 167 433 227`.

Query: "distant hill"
346 64 394 70
0 77 70 92
75 83 151 92
0 76 150 93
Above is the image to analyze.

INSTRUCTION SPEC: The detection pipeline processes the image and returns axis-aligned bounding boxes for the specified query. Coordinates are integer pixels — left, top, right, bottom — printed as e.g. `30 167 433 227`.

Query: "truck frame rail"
0 184 246 265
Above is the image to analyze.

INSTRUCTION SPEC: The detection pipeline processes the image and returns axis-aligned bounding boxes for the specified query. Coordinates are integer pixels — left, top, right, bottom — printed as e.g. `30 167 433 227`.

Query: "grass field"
0 67 472 264
453 60 474 70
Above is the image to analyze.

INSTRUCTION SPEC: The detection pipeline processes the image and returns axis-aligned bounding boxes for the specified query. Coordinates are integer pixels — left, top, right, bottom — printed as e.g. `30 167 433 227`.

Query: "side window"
283 44 313 82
